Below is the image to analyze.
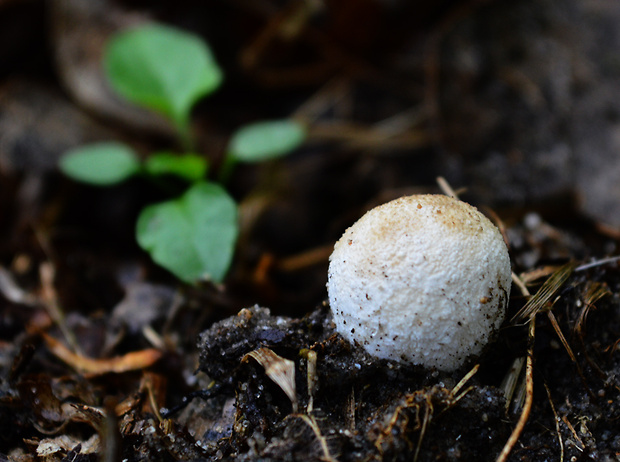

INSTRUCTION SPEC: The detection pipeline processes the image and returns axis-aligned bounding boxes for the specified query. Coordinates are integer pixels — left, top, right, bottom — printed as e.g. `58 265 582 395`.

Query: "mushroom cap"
327 194 511 371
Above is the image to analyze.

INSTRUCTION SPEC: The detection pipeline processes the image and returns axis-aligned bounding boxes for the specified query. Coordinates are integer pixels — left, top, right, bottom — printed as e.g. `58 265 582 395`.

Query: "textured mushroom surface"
327 194 511 371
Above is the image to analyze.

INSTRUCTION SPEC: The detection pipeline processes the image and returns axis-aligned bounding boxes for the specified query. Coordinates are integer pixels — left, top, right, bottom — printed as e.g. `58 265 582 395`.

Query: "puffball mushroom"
327 194 511 371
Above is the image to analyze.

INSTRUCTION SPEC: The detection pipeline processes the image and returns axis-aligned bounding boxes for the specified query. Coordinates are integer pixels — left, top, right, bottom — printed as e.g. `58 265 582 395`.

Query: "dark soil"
2 0 620 461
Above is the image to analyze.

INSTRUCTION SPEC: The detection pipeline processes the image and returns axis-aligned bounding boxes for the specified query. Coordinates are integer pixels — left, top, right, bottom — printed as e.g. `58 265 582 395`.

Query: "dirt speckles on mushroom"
327 194 512 371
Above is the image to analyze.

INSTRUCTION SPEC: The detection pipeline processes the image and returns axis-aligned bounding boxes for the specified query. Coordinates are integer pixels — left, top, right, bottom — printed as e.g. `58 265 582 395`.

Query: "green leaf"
228 119 306 162
104 23 223 132
59 142 140 185
136 181 238 283
144 152 208 182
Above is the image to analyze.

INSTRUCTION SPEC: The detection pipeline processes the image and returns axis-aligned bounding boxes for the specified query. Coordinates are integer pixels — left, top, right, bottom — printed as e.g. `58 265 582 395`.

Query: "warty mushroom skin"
327 194 512 371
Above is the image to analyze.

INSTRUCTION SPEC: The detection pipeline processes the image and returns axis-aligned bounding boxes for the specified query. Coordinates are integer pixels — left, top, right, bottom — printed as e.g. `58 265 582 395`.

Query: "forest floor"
1 0 620 460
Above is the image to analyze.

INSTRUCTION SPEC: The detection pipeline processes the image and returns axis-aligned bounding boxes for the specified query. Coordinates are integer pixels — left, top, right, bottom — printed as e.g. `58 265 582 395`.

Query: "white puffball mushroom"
327 194 511 371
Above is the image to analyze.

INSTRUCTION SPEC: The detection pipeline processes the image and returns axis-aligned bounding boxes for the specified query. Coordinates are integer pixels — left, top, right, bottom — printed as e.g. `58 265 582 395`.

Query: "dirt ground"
1 0 620 461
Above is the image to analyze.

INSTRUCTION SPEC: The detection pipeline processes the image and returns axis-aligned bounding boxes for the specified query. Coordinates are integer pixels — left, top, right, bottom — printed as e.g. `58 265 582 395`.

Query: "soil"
1 0 620 461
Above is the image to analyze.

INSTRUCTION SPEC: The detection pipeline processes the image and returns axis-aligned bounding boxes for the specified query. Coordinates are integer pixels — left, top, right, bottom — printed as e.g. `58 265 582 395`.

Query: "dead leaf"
244 347 297 412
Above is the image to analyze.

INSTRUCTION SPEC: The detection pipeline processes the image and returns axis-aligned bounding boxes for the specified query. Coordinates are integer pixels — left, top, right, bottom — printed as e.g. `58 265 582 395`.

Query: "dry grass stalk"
562 415 585 452
375 365 479 462
500 357 525 414
450 364 479 402
40 262 81 355
296 414 338 462
544 382 564 462
575 281 610 338
436 176 459 198
512 261 576 322
306 349 318 413
575 281 611 378
496 317 535 462
544 310 596 400
519 265 558 285
496 272 534 462
574 255 620 272
546 311 578 364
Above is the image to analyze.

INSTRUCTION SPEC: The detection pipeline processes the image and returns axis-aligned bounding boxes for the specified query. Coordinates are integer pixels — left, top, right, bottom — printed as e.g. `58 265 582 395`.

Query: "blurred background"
1 0 620 315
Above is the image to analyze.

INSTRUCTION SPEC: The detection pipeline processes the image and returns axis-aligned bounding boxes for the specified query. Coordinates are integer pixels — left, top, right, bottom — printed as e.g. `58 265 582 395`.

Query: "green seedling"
136 182 238 284
220 119 306 182
105 24 223 148
144 152 208 183
60 142 141 185
59 23 306 284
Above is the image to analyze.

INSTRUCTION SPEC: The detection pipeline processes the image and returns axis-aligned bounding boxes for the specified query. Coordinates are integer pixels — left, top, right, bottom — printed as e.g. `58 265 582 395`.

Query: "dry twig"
496 316 535 462
544 382 564 462
376 365 479 462
436 176 465 198
41 332 162 375
296 414 338 462
496 272 534 462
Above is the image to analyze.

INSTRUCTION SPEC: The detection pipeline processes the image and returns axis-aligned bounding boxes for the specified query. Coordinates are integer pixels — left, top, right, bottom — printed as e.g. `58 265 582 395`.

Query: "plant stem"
175 117 195 153
218 153 238 184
